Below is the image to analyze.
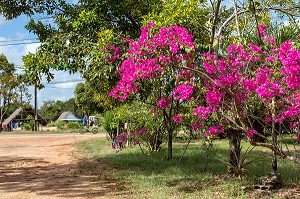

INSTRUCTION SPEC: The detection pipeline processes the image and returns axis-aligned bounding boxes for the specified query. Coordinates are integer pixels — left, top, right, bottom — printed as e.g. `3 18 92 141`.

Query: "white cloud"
0 15 83 108
32 71 84 107
23 41 41 54
0 35 82 108
0 16 6 26
49 81 79 89
0 39 24 66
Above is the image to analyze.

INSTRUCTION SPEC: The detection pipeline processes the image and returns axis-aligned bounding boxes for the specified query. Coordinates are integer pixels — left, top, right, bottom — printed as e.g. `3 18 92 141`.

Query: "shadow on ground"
0 156 129 198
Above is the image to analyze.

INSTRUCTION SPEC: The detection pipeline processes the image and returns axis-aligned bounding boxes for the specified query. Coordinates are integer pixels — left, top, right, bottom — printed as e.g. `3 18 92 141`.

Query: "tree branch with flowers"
110 22 300 172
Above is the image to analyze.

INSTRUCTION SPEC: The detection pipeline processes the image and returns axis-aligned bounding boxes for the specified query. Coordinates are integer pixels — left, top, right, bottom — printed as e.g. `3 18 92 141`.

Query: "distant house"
57 111 81 122
2 107 48 131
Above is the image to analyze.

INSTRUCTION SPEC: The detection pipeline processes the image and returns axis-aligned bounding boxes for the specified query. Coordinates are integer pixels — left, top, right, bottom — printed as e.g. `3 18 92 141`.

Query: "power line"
0 38 39 43
0 41 41 47
45 79 84 84
44 86 75 89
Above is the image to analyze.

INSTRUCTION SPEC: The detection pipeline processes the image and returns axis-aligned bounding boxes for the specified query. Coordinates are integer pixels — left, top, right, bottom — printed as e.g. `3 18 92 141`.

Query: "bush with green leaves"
103 102 167 153
22 115 34 131
47 120 65 129
102 110 118 139
66 122 81 129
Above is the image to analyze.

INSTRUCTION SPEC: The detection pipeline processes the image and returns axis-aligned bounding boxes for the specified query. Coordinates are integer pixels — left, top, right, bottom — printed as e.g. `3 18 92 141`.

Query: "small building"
57 111 81 122
2 107 48 131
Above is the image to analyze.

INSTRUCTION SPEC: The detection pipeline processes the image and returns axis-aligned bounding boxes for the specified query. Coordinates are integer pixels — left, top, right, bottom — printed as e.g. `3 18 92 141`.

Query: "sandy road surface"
0 133 120 199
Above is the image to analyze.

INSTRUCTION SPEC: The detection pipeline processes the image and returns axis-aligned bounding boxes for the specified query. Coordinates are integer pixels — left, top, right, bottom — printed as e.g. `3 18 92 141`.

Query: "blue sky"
0 1 81 108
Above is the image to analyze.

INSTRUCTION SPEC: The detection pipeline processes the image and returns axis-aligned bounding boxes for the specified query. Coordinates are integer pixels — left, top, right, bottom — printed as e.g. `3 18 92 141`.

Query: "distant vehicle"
88 116 101 126
79 126 98 134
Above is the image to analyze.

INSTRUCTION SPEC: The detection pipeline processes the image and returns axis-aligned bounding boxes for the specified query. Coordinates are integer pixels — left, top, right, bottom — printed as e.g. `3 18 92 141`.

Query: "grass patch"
76 138 300 199
0 126 107 135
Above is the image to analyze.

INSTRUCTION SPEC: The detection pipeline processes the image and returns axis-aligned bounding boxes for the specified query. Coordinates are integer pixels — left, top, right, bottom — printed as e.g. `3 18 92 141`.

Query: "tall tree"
38 100 64 122
0 54 27 131
39 98 83 122
0 0 68 20
74 82 103 115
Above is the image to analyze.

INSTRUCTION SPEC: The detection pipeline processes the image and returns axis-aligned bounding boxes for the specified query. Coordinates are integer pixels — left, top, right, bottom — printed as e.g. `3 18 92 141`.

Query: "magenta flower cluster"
202 38 300 123
192 106 212 119
110 23 300 142
106 45 121 63
247 130 257 138
157 97 171 110
172 83 194 101
206 125 224 138
131 128 148 145
109 22 195 101
173 114 184 123
192 122 204 131
257 24 267 37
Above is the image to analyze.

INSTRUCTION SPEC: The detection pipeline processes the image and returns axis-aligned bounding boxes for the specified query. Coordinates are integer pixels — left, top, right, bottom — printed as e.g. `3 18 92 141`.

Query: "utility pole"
20 89 23 120
34 85 38 131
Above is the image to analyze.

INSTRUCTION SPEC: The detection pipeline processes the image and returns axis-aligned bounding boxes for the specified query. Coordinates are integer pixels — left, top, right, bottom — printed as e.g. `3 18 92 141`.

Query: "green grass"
76 138 300 199
0 126 107 135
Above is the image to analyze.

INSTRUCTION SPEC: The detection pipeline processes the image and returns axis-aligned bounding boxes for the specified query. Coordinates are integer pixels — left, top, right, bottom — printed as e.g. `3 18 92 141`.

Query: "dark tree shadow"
0 156 130 198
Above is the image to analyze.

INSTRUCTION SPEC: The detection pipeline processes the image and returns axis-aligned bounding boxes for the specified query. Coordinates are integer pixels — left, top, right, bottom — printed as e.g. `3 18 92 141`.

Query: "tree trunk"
167 129 172 161
271 98 278 173
271 125 278 173
227 129 242 174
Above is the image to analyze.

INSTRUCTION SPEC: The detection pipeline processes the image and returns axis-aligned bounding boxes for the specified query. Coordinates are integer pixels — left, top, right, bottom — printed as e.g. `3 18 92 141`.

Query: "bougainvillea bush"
110 22 300 164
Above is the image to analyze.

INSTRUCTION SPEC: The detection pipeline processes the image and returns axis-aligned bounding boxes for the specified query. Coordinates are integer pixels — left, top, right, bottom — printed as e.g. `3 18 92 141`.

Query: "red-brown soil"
0 133 123 199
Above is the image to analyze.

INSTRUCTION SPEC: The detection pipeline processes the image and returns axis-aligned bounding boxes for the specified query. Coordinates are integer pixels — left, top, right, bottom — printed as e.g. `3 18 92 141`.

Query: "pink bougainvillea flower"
247 130 257 138
172 83 194 101
192 122 204 131
192 106 212 119
206 89 224 106
173 114 184 123
265 116 272 123
257 24 267 37
242 78 257 92
206 125 224 138
157 97 171 110
296 133 300 142
248 43 262 53
264 35 275 46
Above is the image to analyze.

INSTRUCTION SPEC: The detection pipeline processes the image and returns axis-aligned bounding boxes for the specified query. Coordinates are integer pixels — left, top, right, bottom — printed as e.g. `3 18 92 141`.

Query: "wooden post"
34 85 38 131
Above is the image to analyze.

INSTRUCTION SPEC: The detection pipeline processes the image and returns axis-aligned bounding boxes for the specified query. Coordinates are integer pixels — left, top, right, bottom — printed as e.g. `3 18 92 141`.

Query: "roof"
2 107 48 126
57 111 81 121
2 108 23 125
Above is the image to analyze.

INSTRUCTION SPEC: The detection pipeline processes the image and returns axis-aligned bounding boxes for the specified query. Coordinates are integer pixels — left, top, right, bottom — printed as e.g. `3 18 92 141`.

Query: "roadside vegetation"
1 1 300 198
0 127 106 135
76 137 300 199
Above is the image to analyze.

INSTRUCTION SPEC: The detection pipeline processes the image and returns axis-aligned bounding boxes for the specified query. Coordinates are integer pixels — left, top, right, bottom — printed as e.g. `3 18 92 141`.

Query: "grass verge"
75 138 300 199
0 126 107 135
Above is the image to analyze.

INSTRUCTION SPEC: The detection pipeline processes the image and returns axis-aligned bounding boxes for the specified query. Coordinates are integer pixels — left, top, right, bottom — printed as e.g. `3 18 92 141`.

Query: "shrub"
104 102 167 153
47 120 65 129
23 115 34 131
102 110 118 139
66 122 81 129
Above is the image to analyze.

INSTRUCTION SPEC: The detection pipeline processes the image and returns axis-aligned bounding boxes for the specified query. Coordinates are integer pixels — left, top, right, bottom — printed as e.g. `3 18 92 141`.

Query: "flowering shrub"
110 22 300 163
206 125 224 138
109 22 196 101
113 132 128 152
173 114 184 123
172 83 194 101
157 97 171 110
106 102 167 153
105 45 121 63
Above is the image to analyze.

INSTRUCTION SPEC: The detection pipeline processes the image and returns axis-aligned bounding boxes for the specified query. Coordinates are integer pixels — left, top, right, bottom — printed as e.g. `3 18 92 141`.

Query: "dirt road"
0 133 120 199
